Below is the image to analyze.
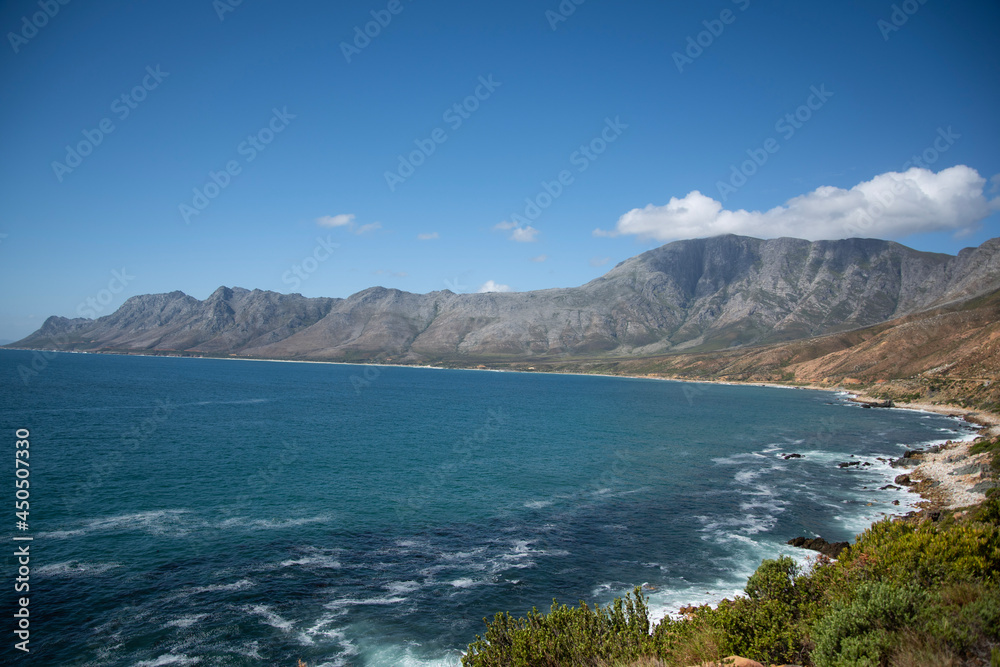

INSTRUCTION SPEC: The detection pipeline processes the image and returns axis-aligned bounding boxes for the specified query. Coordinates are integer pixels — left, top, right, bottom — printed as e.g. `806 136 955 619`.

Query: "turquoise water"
0 350 978 665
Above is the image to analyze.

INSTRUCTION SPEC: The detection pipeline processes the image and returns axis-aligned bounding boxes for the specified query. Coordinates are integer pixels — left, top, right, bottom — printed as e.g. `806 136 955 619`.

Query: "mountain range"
10 234 1000 365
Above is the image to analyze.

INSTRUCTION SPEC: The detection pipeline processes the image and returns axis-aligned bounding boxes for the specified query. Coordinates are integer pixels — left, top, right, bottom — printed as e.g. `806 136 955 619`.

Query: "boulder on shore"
860 400 894 408
787 536 849 559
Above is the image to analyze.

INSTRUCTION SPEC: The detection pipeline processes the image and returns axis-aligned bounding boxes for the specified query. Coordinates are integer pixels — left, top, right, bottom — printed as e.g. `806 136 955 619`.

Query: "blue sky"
1 0 999 342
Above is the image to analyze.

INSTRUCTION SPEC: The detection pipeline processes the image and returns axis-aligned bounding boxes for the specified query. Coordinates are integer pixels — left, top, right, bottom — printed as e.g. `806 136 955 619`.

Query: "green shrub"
745 555 799 604
972 495 1000 525
811 581 926 667
462 588 657 667
710 597 803 665
837 518 1000 587
922 583 1000 654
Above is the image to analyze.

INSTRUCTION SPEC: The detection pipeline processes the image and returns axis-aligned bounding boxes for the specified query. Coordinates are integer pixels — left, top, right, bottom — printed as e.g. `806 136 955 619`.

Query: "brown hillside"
501 289 1000 411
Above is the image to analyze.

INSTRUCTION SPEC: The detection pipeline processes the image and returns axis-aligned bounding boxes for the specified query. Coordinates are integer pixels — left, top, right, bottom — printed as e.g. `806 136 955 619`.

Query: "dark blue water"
0 350 978 665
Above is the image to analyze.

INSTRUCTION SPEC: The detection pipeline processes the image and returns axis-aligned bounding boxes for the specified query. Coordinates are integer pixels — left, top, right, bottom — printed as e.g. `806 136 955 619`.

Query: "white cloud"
595 166 998 242
478 280 512 293
589 257 611 267
494 220 539 242
529 254 548 263
318 213 355 228
417 232 439 240
374 269 408 278
510 225 539 242
356 222 382 235
318 214 383 235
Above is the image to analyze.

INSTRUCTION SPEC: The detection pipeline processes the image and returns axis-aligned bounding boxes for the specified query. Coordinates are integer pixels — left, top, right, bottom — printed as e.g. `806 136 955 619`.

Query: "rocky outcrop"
10 235 1000 363
787 536 850 559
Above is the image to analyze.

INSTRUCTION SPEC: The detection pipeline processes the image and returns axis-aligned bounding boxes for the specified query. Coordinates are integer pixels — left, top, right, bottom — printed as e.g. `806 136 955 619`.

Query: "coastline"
9 347 997 509
10 347 997 503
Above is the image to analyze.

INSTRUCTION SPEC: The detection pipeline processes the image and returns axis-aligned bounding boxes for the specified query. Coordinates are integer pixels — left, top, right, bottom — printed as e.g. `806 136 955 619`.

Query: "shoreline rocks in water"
786 536 850 559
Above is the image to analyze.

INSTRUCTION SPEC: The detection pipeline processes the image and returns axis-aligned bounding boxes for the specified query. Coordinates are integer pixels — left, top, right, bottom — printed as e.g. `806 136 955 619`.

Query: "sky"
1 0 999 342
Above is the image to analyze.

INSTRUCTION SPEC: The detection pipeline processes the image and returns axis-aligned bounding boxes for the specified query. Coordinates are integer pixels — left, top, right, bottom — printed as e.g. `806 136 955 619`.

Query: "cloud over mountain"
597 166 998 242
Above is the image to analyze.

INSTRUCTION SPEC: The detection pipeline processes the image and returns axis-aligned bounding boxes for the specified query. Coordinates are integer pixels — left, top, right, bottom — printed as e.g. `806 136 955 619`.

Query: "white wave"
188 398 272 406
297 613 351 647
712 451 768 465
165 614 209 629
439 547 487 562
386 580 423 595
41 509 190 539
280 555 342 569
645 580 748 623
190 579 254 594
325 596 408 610
395 539 427 548
36 561 121 577
134 655 201 666
524 500 553 509
362 643 463 667
243 604 295 633
449 578 477 588
218 515 333 530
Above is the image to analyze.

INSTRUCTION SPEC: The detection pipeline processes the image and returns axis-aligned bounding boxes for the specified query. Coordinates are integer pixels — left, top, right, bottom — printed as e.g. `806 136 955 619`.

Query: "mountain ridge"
11 234 1000 363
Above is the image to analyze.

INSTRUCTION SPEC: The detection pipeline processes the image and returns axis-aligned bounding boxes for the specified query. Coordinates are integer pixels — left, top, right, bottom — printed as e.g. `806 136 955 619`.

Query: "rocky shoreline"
846 391 999 513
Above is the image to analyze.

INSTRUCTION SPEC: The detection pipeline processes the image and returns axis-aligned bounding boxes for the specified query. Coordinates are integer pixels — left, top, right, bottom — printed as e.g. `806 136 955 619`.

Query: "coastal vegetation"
461 437 1000 667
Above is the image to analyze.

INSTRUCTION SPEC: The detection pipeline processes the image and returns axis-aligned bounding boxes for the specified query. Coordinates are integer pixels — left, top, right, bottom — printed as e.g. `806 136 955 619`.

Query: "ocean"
0 349 979 666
